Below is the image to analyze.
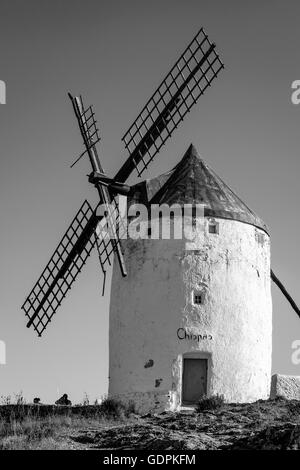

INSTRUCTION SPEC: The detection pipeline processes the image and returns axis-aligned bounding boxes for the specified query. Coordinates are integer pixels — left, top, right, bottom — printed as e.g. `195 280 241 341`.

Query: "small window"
208 220 219 234
194 292 204 305
255 231 265 245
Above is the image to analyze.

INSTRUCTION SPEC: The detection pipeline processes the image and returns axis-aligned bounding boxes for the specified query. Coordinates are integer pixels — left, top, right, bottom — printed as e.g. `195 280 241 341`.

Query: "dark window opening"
194 293 204 305
208 221 219 234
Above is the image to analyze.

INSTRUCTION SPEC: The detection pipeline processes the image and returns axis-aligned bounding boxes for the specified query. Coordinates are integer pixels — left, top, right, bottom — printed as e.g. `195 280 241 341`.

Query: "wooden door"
182 358 207 404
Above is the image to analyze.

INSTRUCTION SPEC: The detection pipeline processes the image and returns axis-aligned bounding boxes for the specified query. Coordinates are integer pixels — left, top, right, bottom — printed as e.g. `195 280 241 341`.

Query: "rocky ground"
65 398 300 450
1 397 300 449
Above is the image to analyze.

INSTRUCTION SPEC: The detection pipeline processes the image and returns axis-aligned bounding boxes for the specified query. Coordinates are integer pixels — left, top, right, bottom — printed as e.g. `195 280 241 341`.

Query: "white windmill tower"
22 28 299 412
108 143 272 413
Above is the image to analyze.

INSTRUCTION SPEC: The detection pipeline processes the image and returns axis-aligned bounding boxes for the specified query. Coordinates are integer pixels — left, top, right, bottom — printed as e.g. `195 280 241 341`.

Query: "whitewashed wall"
108 217 272 413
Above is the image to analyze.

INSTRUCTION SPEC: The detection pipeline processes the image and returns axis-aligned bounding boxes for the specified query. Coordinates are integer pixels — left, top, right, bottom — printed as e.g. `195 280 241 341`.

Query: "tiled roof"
128 143 269 235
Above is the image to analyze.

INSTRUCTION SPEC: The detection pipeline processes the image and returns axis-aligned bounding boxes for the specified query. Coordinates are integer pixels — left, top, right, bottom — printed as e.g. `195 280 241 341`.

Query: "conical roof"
129 144 269 235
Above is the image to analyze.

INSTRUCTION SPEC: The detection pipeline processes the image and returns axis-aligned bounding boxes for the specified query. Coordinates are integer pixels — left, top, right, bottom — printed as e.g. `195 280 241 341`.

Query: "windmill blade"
94 195 128 295
68 93 127 278
115 27 224 182
271 269 300 320
68 93 103 174
22 200 100 337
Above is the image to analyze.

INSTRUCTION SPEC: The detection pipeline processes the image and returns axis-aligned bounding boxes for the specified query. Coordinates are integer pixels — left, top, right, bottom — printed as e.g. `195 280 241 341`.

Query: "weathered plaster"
108 217 272 413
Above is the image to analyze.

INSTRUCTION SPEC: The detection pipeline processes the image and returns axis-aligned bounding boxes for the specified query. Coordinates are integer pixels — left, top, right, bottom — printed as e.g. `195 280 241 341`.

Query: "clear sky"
1 0 300 404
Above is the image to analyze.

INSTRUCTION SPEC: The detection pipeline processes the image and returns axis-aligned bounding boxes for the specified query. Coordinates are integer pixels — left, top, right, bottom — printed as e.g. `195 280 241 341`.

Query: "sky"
0 0 300 404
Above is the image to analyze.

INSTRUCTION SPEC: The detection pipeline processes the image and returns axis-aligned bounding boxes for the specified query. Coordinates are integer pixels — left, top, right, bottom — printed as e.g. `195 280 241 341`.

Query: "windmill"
21 26 300 345
22 27 225 337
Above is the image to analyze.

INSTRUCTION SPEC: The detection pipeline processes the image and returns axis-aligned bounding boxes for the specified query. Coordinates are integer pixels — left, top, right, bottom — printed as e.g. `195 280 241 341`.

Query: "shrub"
99 397 135 419
126 400 136 415
287 400 300 417
196 394 225 412
81 393 90 406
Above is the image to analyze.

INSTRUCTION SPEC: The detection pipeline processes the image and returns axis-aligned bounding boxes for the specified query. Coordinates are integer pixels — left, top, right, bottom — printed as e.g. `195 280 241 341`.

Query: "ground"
1 398 300 450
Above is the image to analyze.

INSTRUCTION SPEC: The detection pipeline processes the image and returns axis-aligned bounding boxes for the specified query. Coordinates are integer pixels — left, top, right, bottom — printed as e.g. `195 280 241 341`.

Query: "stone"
55 393 72 406
270 374 300 400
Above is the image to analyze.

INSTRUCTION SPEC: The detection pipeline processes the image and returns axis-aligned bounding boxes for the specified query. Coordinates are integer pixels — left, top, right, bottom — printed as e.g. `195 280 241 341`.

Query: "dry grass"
3 394 300 450
0 415 114 450
0 395 135 450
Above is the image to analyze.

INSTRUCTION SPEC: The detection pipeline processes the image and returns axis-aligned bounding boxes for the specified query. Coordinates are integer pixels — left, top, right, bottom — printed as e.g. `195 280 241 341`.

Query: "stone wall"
270 374 300 400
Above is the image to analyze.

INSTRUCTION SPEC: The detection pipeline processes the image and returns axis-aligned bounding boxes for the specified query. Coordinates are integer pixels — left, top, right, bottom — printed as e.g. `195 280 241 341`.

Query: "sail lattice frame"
121 28 224 178
22 200 99 336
